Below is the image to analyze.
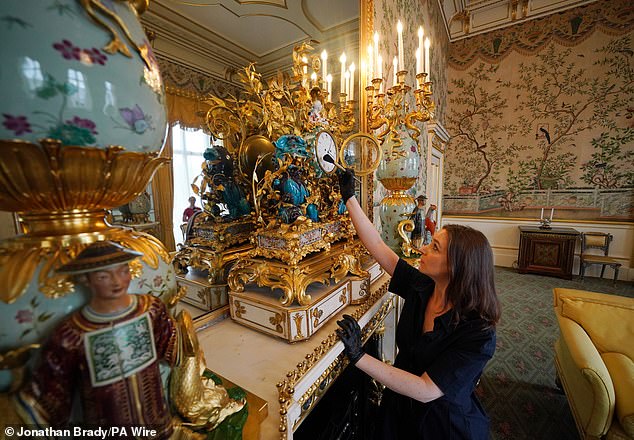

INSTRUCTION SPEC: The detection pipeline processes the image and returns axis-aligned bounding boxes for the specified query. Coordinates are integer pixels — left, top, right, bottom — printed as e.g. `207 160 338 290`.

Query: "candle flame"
397 20 403 33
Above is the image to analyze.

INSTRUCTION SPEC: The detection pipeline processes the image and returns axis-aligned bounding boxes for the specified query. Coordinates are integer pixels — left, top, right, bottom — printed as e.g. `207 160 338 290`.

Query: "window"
21 57 44 96
171 124 215 244
67 69 92 109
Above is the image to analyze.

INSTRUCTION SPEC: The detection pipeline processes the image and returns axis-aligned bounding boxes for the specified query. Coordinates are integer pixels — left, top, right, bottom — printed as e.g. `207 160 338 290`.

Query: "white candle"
321 50 328 87
397 21 404 72
416 49 421 76
392 56 398 86
377 54 383 82
367 44 373 82
373 32 379 78
349 63 355 100
550 208 554 221
540 208 544 220
417 26 424 74
344 70 350 98
326 74 332 101
340 52 346 95
310 72 317 88
424 38 430 81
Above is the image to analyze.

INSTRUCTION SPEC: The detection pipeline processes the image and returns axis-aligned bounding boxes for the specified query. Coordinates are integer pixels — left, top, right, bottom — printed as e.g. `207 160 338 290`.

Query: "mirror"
142 0 366 327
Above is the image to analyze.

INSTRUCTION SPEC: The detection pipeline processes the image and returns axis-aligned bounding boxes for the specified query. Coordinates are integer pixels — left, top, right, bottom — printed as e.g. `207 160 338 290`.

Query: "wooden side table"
517 226 579 279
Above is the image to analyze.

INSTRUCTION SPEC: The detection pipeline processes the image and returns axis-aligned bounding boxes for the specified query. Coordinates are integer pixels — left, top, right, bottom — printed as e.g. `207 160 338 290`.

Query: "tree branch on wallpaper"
445 35 633 221
446 63 527 203
581 127 634 188
506 41 633 191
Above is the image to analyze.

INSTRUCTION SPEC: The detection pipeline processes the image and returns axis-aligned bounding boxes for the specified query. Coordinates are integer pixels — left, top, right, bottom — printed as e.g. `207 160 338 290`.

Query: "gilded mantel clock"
314 129 337 175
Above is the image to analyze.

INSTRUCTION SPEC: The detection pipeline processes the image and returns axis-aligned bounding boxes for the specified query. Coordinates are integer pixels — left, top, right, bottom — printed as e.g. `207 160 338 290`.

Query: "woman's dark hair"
443 224 501 327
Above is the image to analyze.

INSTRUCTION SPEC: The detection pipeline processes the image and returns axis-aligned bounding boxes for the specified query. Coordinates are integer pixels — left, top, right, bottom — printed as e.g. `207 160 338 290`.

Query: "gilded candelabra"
322 91 356 135
366 70 434 253
366 70 434 145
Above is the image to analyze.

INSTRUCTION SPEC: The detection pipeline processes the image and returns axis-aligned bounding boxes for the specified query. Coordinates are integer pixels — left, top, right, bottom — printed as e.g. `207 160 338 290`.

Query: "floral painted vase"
376 125 420 252
0 0 166 152
0 0 170 394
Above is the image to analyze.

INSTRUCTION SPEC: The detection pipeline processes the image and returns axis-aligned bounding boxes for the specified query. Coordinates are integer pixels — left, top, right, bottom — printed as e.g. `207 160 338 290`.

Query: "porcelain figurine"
410 195 427 249
12 242 244 437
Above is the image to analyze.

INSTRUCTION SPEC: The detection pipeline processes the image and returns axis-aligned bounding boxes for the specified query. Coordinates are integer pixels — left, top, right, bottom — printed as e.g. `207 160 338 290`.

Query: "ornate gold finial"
204 43 355 144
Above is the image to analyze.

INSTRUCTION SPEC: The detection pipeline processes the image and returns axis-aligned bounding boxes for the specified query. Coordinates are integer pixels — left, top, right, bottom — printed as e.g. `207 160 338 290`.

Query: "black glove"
336 314 364 365
338 168 356 203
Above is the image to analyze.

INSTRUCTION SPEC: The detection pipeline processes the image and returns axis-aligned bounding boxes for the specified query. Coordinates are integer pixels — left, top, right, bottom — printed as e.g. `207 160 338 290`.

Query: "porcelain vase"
376 126 420 252
0 0 171 393
0 0 166 151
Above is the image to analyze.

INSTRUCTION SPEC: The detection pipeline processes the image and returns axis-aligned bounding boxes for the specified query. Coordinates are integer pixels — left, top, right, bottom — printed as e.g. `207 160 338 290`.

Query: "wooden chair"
579 232 621 285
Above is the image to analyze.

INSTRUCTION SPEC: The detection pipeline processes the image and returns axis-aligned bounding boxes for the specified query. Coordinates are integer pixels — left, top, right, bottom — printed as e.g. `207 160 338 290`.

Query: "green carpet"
481 267 634 440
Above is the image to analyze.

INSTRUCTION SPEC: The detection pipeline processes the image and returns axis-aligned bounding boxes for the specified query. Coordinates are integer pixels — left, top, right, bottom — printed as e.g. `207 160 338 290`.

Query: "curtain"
165 90 210 132
152 90 210 251
152 125 176 251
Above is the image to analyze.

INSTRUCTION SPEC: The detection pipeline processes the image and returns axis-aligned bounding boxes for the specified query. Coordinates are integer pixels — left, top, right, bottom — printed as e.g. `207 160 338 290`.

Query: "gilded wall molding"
449 0 634 70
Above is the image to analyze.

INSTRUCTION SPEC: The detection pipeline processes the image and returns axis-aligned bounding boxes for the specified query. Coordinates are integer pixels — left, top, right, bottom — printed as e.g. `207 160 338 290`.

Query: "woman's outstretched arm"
356 353 444 403
338 169 398 275
344 195 398 276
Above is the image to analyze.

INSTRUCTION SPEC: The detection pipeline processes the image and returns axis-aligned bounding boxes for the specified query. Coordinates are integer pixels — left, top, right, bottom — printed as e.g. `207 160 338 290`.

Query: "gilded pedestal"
228 240 367 307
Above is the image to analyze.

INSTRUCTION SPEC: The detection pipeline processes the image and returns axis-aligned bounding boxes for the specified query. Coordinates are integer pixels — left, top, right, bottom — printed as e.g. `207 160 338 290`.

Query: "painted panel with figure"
444 0 634 222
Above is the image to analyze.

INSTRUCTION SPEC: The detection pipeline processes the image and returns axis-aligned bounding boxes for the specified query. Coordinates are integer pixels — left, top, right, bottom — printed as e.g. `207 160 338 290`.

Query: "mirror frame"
359 0 373 221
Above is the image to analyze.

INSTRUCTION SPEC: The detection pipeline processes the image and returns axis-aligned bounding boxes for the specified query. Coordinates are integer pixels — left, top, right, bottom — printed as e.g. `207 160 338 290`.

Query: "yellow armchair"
553 288 634 440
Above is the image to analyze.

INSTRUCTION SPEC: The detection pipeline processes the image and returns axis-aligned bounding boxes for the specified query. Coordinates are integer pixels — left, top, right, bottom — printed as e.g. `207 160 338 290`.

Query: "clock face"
316 131 337 174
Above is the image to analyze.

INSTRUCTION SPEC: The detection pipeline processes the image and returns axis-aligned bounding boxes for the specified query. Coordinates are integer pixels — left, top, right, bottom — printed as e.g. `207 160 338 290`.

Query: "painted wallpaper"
372 0 449 219
444 0 634 222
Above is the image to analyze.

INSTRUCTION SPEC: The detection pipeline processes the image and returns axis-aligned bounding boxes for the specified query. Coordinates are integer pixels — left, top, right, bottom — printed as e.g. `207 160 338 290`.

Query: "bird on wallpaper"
540 127 551 144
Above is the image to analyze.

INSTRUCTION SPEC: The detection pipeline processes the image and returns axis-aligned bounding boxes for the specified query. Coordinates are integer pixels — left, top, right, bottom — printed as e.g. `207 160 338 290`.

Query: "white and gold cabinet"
178 272 228 312
198 273 396 439
229 270 390 343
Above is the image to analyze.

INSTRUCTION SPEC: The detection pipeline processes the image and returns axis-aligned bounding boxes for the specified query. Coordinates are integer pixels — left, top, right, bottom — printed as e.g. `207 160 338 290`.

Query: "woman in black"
336 170 501 439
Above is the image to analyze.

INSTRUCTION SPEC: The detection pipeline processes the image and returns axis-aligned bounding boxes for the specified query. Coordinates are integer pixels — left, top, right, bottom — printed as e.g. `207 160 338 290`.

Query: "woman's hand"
338 169 356 203
336 314 365 365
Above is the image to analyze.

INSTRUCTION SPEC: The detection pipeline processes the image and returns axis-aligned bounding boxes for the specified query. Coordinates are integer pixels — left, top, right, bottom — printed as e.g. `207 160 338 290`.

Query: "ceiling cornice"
438 0 600 42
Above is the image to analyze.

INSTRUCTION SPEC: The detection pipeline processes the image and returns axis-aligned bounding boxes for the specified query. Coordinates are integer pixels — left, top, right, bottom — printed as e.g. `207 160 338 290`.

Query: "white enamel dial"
316 130 337 175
